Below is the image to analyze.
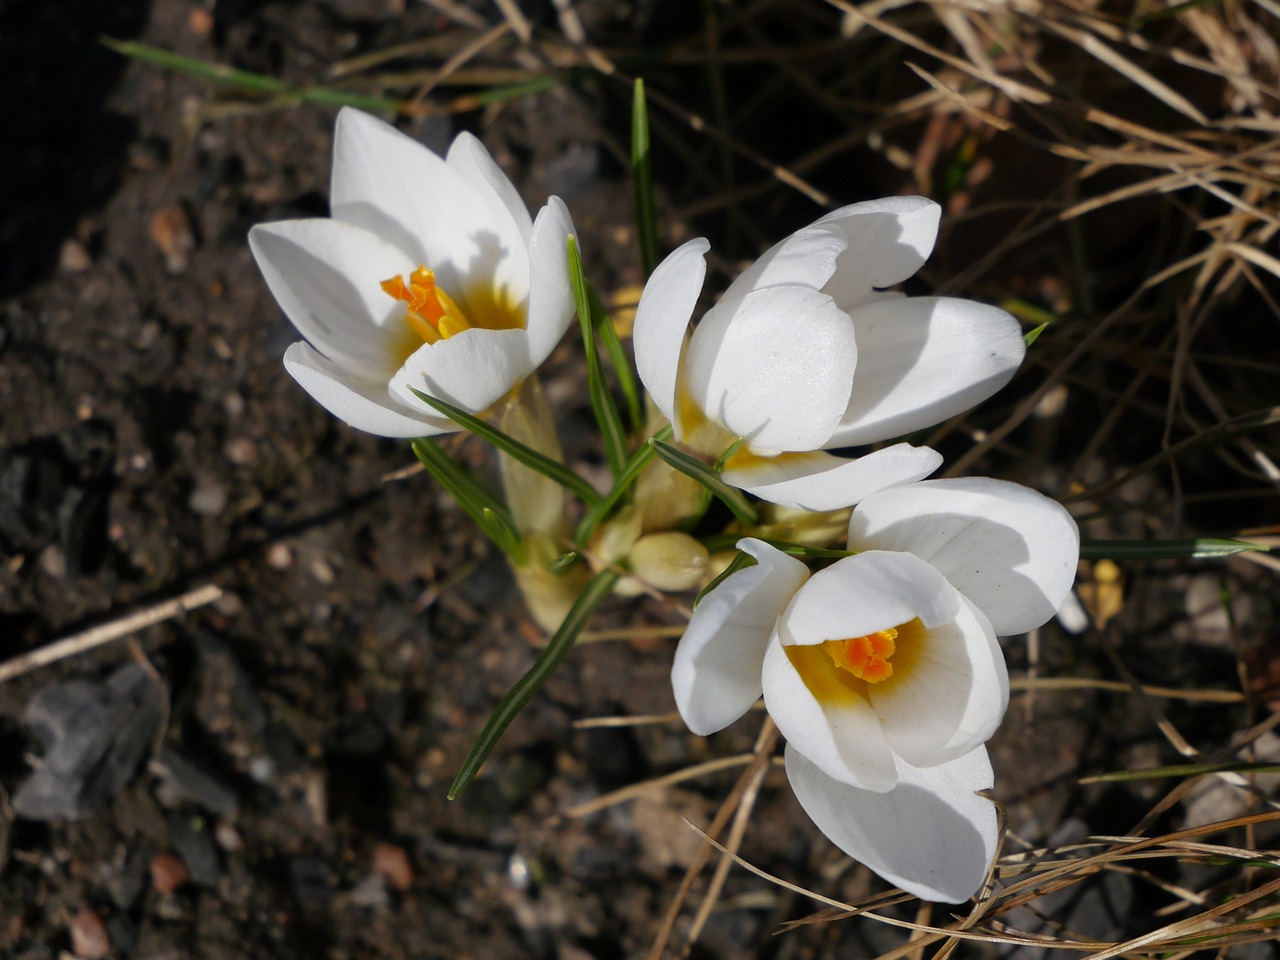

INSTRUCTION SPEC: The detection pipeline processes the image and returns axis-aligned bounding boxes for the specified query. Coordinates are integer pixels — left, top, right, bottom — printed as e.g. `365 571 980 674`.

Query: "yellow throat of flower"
786 618 924 707
381 265 524 363
823 628 897 684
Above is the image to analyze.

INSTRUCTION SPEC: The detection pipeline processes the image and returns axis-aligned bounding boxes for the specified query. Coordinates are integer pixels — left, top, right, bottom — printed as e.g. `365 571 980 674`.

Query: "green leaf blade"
410 439 522 558
409 389 600 508
1080 538 1270 560
449 568 621 799
650 439 759 526
631 78 660 279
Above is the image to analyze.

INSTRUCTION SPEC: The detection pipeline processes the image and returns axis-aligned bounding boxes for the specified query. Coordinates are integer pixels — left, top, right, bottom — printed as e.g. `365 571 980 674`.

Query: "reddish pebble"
69 909 110 960
150 851 190 894
372 843 414 892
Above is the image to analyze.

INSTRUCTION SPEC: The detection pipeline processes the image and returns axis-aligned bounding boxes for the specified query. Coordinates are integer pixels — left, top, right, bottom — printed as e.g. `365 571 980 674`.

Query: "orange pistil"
823 628 898 684
381 266 470 345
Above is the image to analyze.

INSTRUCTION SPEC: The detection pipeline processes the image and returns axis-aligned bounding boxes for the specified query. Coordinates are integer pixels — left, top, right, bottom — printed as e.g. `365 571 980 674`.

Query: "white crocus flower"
632 198 1026 511
671 478 1079 902
249 108 576 437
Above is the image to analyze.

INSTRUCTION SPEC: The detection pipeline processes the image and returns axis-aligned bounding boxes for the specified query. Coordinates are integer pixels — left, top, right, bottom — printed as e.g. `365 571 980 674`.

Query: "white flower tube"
249 108 577 437
671 478 1079 902
632 198 1026 510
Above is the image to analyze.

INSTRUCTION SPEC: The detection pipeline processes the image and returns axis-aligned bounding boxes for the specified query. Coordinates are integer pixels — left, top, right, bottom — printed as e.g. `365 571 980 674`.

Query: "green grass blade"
573 424 672 545
449 568 621 799
650 439 759 526
587 284 643 432
631 78 660 278
1080 538 1269 560
1023 321 1049 347
103 37 408 113
567 237 628 479
693 549 756 609
410 439 522 558
409 389 601 508
1080 760 1280 784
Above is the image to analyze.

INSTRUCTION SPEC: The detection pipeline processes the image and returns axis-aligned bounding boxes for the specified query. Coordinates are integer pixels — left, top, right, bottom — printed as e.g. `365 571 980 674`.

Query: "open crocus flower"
249 108 576 437
633 198 1026 510
671 477 1079 901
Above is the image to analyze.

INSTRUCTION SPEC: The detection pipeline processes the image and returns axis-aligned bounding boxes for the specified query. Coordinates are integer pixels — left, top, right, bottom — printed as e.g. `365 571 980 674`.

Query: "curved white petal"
446 131 534 246
763 632 898 791
524 197 577 368
725 224 848 296
632 238 709 430
785 744 998 903
782 550 962 644
815 197 940 311
671 539 810 735
330 108 528 301
685 286 855 452
722 444 941 511
829 297 1025 446
848 477 1081 635
389 328 532 415
283 342 448 438
871 594 1008 767
249 219 414 380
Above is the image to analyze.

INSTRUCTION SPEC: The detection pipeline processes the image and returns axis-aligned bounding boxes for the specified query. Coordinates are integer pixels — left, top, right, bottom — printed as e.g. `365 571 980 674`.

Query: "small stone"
37 545 67 578
265 543 293 570
149 852 189 894
188 476 227 517
149 206 196 274
69 909 110 960
187 6 214 35
224 437 257 466
59 239 92 273
371 843 414 892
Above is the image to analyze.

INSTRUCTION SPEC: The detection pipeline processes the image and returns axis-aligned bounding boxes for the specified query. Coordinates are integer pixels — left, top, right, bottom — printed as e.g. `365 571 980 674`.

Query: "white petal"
870 594 1008 767
722 444 941 511
815 197 940 310
848 477 1081 636
829 297 1025 446
388 328 533 415
781 550 962 644
785 744 998 903
726 224 847 295
763 632 898 791
249 219 415 380
632 238 709 430
283 342 449 438
524 197 577 368
671 539 809 735
685 285 855 452
330 108 529 301
446 131 534 246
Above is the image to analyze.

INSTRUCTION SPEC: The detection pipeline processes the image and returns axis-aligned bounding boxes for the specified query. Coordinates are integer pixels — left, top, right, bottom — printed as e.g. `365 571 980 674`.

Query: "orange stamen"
823 628 898 684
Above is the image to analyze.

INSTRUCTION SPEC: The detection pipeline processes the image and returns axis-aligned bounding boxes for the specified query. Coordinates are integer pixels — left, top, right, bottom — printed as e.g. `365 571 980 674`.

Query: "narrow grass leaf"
410 439 522 558
631 78 661 278
1023 321 1050 347
449 569 621 799
567 237 628 478
650 439 759 526
694 549 756 609
409 388 600 508
574 424 671 545
588 284 643 431
1080 538 1269 560
103 37 408 114
1081 760 1280 784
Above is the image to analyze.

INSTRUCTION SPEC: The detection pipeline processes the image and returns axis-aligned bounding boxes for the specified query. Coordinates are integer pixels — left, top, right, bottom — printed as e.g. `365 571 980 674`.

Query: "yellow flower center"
381 265 525 368
822 628 897 684
785 618 924 708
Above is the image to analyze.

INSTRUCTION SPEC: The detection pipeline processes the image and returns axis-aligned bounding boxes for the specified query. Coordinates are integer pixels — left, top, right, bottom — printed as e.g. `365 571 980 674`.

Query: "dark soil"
2 1 1277 958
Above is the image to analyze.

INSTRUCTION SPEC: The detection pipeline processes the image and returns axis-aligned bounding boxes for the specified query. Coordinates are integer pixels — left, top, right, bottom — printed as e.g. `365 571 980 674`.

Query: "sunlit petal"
829 297 1025 446
632 238 709 432
722 444 941 511
785 744 998 903
284 342 447 438
848 477 1081 635
671 539 809 735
